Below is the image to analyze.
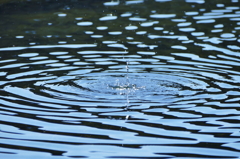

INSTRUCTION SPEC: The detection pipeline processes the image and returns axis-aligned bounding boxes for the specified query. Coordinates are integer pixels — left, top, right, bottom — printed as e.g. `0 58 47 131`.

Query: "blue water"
0 0 240 158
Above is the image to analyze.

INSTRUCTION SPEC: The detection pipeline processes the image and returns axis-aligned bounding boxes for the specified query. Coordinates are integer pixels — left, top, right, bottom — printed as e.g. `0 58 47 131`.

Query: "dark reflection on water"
1 0 240 158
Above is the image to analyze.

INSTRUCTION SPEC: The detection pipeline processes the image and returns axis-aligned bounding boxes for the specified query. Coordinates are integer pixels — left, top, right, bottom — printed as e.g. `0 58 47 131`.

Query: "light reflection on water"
0 0 240 158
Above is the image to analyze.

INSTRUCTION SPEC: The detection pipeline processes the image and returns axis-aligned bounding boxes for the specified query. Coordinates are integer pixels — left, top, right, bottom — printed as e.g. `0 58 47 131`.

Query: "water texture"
0 0 240 158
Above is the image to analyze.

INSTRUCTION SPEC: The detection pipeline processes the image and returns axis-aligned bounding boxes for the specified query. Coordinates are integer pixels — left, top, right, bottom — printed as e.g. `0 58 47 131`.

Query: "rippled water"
1 0 240 158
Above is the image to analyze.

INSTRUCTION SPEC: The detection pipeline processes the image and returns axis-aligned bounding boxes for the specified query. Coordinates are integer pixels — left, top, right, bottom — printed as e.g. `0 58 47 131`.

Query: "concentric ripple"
54 73 207 97
1 0 240 159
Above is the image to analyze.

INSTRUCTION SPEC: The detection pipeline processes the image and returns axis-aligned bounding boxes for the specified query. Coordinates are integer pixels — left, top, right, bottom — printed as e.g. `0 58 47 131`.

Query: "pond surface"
1 0 240 158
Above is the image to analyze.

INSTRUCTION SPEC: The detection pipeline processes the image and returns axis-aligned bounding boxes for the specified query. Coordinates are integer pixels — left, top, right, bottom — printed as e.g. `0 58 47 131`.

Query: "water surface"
0 0 240 158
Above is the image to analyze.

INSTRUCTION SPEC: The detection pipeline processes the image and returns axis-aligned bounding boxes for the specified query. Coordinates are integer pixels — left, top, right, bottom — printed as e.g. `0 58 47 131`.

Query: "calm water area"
0 0 240 158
